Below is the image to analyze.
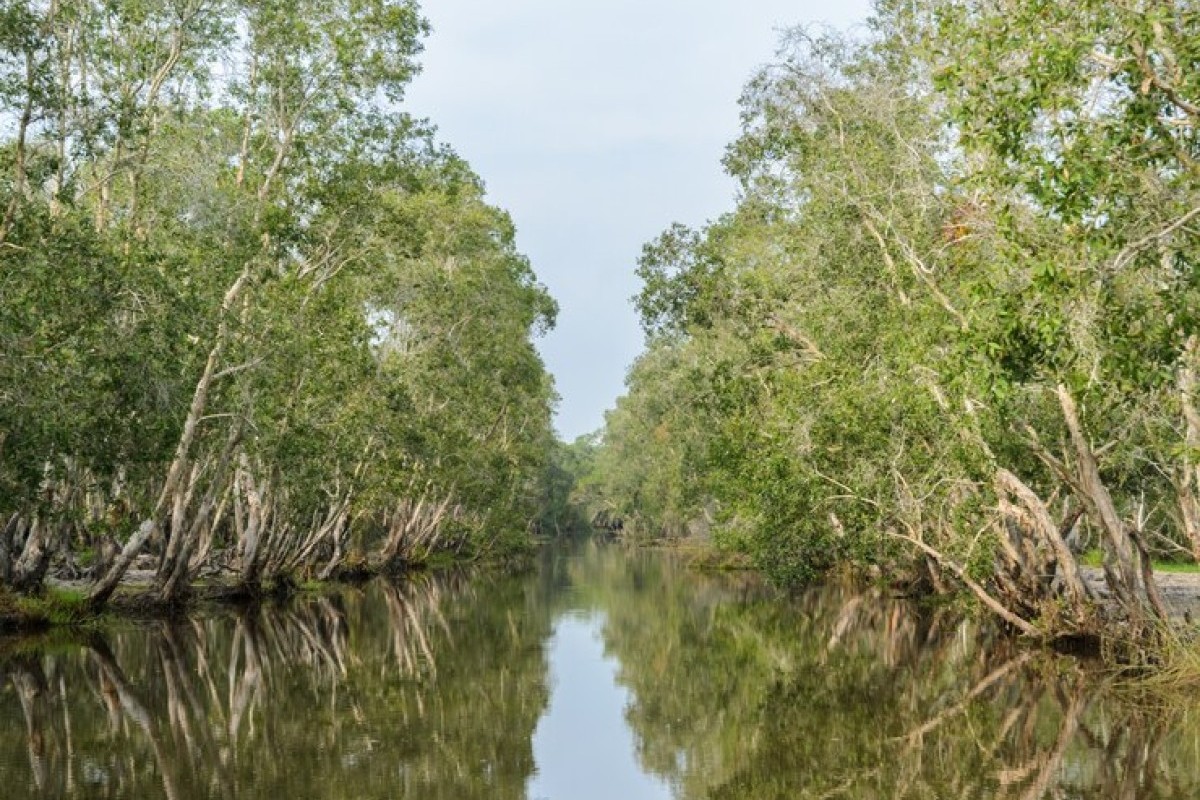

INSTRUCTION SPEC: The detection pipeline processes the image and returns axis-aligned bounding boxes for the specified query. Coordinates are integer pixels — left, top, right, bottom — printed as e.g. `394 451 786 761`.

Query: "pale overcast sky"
405 1 874 439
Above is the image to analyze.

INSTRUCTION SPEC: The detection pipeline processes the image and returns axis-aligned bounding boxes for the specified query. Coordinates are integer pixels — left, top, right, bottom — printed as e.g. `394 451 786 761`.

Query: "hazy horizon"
405 0 874 439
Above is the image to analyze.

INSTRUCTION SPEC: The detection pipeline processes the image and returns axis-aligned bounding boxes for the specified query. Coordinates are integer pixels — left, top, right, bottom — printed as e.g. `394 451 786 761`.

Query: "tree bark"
1178 336 1200 561
0 513 18 585
1057 385 1162 619
157 420 243 601
995 468 1091 608
237 459 268 587
88 266 252 608
12 519 54 594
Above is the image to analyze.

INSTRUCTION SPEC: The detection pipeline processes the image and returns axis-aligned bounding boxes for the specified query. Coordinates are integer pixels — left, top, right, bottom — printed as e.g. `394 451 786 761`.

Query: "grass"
1079 549 1200 573
0 585 101 631
416 550 462 570
678 543 755 572
1157 562 1200 574
1117 621 1200 692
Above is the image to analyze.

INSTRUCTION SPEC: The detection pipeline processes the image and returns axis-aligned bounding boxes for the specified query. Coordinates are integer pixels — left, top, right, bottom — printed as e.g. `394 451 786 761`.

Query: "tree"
0 0 562 603
593 0 1200 640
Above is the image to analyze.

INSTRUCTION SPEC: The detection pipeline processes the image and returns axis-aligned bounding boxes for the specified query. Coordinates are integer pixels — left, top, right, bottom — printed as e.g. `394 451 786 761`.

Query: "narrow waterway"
1 541 1198 799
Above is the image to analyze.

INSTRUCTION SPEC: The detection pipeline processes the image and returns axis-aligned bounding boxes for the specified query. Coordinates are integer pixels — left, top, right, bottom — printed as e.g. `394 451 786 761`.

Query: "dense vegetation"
583 0 1200 640
0 0 561 605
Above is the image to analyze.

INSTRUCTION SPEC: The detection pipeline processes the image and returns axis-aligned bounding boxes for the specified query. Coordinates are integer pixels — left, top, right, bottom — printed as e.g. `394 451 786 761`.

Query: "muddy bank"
1081 567 1200 621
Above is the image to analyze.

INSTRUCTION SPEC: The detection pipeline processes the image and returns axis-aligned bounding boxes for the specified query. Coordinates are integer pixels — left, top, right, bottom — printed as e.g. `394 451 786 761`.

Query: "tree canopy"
586 0 1200 638
0 0 562 602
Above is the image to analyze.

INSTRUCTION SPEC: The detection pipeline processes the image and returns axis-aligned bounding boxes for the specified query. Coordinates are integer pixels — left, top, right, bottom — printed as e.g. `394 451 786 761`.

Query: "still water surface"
2 541 1200 798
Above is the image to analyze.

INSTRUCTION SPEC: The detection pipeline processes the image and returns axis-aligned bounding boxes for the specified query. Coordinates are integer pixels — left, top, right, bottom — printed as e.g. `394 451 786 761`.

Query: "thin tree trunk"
1178 336 1200 560
1056 385 1155 617
0 513 18 585
316 517 346 582
1132 530 1170 621
160 416 243 589
126 27 184 237
995 468 1091 608
188 483 230 575
51 19 74 219
235 54 258 190
88 266 252 608
887 529 1038 636
237 459 267 587
158 460 202 582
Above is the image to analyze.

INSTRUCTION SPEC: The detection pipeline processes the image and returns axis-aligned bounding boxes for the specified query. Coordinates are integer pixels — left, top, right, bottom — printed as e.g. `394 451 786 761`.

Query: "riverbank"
0 550 536 638
1080 567 1200 621
641 537 1200 670
0 576 320 636
2 542 1197 798
669 537 1200 612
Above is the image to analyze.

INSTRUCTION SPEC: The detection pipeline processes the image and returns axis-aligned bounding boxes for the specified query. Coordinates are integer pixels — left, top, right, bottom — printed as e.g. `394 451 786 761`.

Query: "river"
1 541 1197 798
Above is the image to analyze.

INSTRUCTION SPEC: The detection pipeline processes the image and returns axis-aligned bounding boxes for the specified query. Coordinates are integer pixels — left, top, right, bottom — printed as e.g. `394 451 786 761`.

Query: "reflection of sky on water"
528 612 673 800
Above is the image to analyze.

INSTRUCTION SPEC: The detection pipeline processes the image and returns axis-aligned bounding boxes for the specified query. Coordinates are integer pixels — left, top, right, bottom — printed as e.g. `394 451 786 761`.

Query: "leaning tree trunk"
375 488 454 571
88 266 252 609
236 462 267 588
156 421 243 603
1057 385 1165 621
994 468 1092 618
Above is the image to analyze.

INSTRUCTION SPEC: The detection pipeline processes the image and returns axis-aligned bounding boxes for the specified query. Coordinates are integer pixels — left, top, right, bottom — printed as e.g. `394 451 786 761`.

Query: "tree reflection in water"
571 544 1200 800
0 544 1198 799
0 570 553 800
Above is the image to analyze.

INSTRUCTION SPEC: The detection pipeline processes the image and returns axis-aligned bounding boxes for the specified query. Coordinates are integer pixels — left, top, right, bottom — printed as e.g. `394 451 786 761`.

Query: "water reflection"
578 546 1200 799
528 613 672 800
0 571 553 799
1 542 1199 799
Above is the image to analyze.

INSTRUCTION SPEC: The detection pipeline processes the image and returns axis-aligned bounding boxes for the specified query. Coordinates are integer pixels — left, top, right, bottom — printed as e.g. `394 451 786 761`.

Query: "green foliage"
590 16 969 583
589 0 1200 610
0 0 562 593
533 435 597 535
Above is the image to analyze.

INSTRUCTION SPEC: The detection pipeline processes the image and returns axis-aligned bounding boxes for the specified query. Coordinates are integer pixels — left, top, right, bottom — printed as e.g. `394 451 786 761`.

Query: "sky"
405 0 875 440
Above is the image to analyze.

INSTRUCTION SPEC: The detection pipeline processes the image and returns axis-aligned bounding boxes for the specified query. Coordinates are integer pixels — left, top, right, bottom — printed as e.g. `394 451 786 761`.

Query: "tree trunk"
157 461 201 583
12 519 55 594
1057 385 1161 619
157 421 242 601
0 513 18 585
237 460 267 588
88 266 252 609
1178 336 1200 561
887 529 1039 636
188 484 230 575
995 468 1091 610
